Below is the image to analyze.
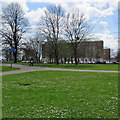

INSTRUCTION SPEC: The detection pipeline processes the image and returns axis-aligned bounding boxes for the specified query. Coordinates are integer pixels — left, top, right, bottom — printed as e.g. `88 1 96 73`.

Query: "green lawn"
1 66 20 72
2 71 118 118
17 62 118 71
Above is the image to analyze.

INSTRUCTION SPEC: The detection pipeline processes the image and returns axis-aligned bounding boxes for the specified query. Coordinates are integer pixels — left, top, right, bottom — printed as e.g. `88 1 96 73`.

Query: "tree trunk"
14 51 17 63
61 57 63 64
64 57 66 64
54 47 59 65
78 58 80 64
68 58 70 64
75 57 78 65
74 47 78 65
49 56 52 64
71 57 73 64
56 57 59 65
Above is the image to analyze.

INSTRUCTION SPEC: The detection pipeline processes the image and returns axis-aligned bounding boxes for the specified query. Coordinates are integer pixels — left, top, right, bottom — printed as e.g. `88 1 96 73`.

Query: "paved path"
0 63 119 75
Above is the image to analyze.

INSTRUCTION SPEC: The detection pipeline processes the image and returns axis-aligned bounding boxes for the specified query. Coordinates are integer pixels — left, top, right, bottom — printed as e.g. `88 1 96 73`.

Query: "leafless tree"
64 11 93 65
39 5 64 64
0 2 28 63
22 37 43 63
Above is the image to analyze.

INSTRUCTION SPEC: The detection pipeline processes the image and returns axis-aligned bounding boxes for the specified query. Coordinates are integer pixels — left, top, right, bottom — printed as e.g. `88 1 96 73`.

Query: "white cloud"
25 7 46 23
94 33 118 52
99 21 108 29
0 0 118 52
27 0 119 2
104 30 111 34
1 0 29 13
1 0 118 23
92 2 108 9
58 1 117 20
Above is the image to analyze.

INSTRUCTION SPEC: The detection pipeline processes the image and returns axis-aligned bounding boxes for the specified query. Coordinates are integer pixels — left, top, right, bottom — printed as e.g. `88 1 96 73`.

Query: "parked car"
102 61 106 64
112 62 118 64
95 61 102 64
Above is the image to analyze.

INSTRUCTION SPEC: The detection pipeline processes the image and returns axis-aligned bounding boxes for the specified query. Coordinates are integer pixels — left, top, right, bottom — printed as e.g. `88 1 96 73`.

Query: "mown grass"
2 71 118 118
16 62 118 71
0 66 20 72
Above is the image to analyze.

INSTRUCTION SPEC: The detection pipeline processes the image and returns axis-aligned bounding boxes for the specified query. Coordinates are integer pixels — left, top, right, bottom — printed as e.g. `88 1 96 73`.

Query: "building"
102 47 111 62
42 39 111 63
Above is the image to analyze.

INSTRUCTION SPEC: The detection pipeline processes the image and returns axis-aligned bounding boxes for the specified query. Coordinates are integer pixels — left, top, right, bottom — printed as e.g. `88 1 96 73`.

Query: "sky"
0 0 119 56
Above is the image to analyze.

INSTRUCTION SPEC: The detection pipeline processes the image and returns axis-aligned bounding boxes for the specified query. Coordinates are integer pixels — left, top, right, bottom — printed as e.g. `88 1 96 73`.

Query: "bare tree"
22 37 43 63
39 5 64 64
0 2 28 63
64 11 93 65
34 32 44 63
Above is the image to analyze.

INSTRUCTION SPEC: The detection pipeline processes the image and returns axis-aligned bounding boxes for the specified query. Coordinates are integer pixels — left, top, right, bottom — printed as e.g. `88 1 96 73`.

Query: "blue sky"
26 2 118 35
27 2 51 11
1 0 119 55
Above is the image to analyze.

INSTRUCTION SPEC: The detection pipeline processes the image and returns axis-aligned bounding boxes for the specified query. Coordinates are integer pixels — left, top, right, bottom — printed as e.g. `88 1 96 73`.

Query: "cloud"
1 0 117 23
91 2 108 9
55 1 118 20
0 0 118 52
27 0 118 2
25 7 46 23
94 33 118 52
99 21 108 29
22 0 118 27
1 0 29 13
104 30 111 34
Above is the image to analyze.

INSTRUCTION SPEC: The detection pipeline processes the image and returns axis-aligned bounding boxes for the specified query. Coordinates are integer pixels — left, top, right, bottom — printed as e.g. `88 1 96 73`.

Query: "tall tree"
39 5 64 64
64 11 92 65
0 2 28 63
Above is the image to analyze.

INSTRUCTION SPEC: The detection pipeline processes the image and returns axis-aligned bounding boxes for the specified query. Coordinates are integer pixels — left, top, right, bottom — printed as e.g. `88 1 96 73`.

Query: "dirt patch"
19 83 31 86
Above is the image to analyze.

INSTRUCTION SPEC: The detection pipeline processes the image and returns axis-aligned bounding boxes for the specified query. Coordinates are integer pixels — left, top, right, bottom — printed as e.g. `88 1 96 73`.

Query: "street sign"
9 48 16 52
9 48 16 67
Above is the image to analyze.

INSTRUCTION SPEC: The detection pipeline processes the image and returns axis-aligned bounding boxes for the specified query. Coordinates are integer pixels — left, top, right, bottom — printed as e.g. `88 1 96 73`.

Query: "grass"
0 66 20 72
16 62 118 71
2 71 118 118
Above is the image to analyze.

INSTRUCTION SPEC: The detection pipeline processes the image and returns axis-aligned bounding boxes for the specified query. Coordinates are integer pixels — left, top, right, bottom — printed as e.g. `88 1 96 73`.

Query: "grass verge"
16 62 118 71
1 66 20 72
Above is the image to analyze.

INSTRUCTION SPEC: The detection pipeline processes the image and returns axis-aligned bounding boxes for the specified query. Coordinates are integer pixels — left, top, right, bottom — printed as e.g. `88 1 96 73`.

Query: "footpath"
0 63 118 75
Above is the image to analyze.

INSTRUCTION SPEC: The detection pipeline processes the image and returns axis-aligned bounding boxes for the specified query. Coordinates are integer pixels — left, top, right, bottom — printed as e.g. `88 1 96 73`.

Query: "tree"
0 2 28 63
58 40 72 64
115 50 120 62
39 5 64 64
2 45 11 61
64 11 92 65
42 41 54 63
22 37 43 63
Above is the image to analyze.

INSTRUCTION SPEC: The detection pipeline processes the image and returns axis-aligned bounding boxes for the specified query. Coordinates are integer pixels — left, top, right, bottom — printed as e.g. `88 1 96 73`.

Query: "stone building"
102 48 111 62
42 39 111 63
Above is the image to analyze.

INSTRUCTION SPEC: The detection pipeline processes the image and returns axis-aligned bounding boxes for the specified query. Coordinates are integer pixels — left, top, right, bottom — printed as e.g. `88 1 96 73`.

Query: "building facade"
42 40 110 63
